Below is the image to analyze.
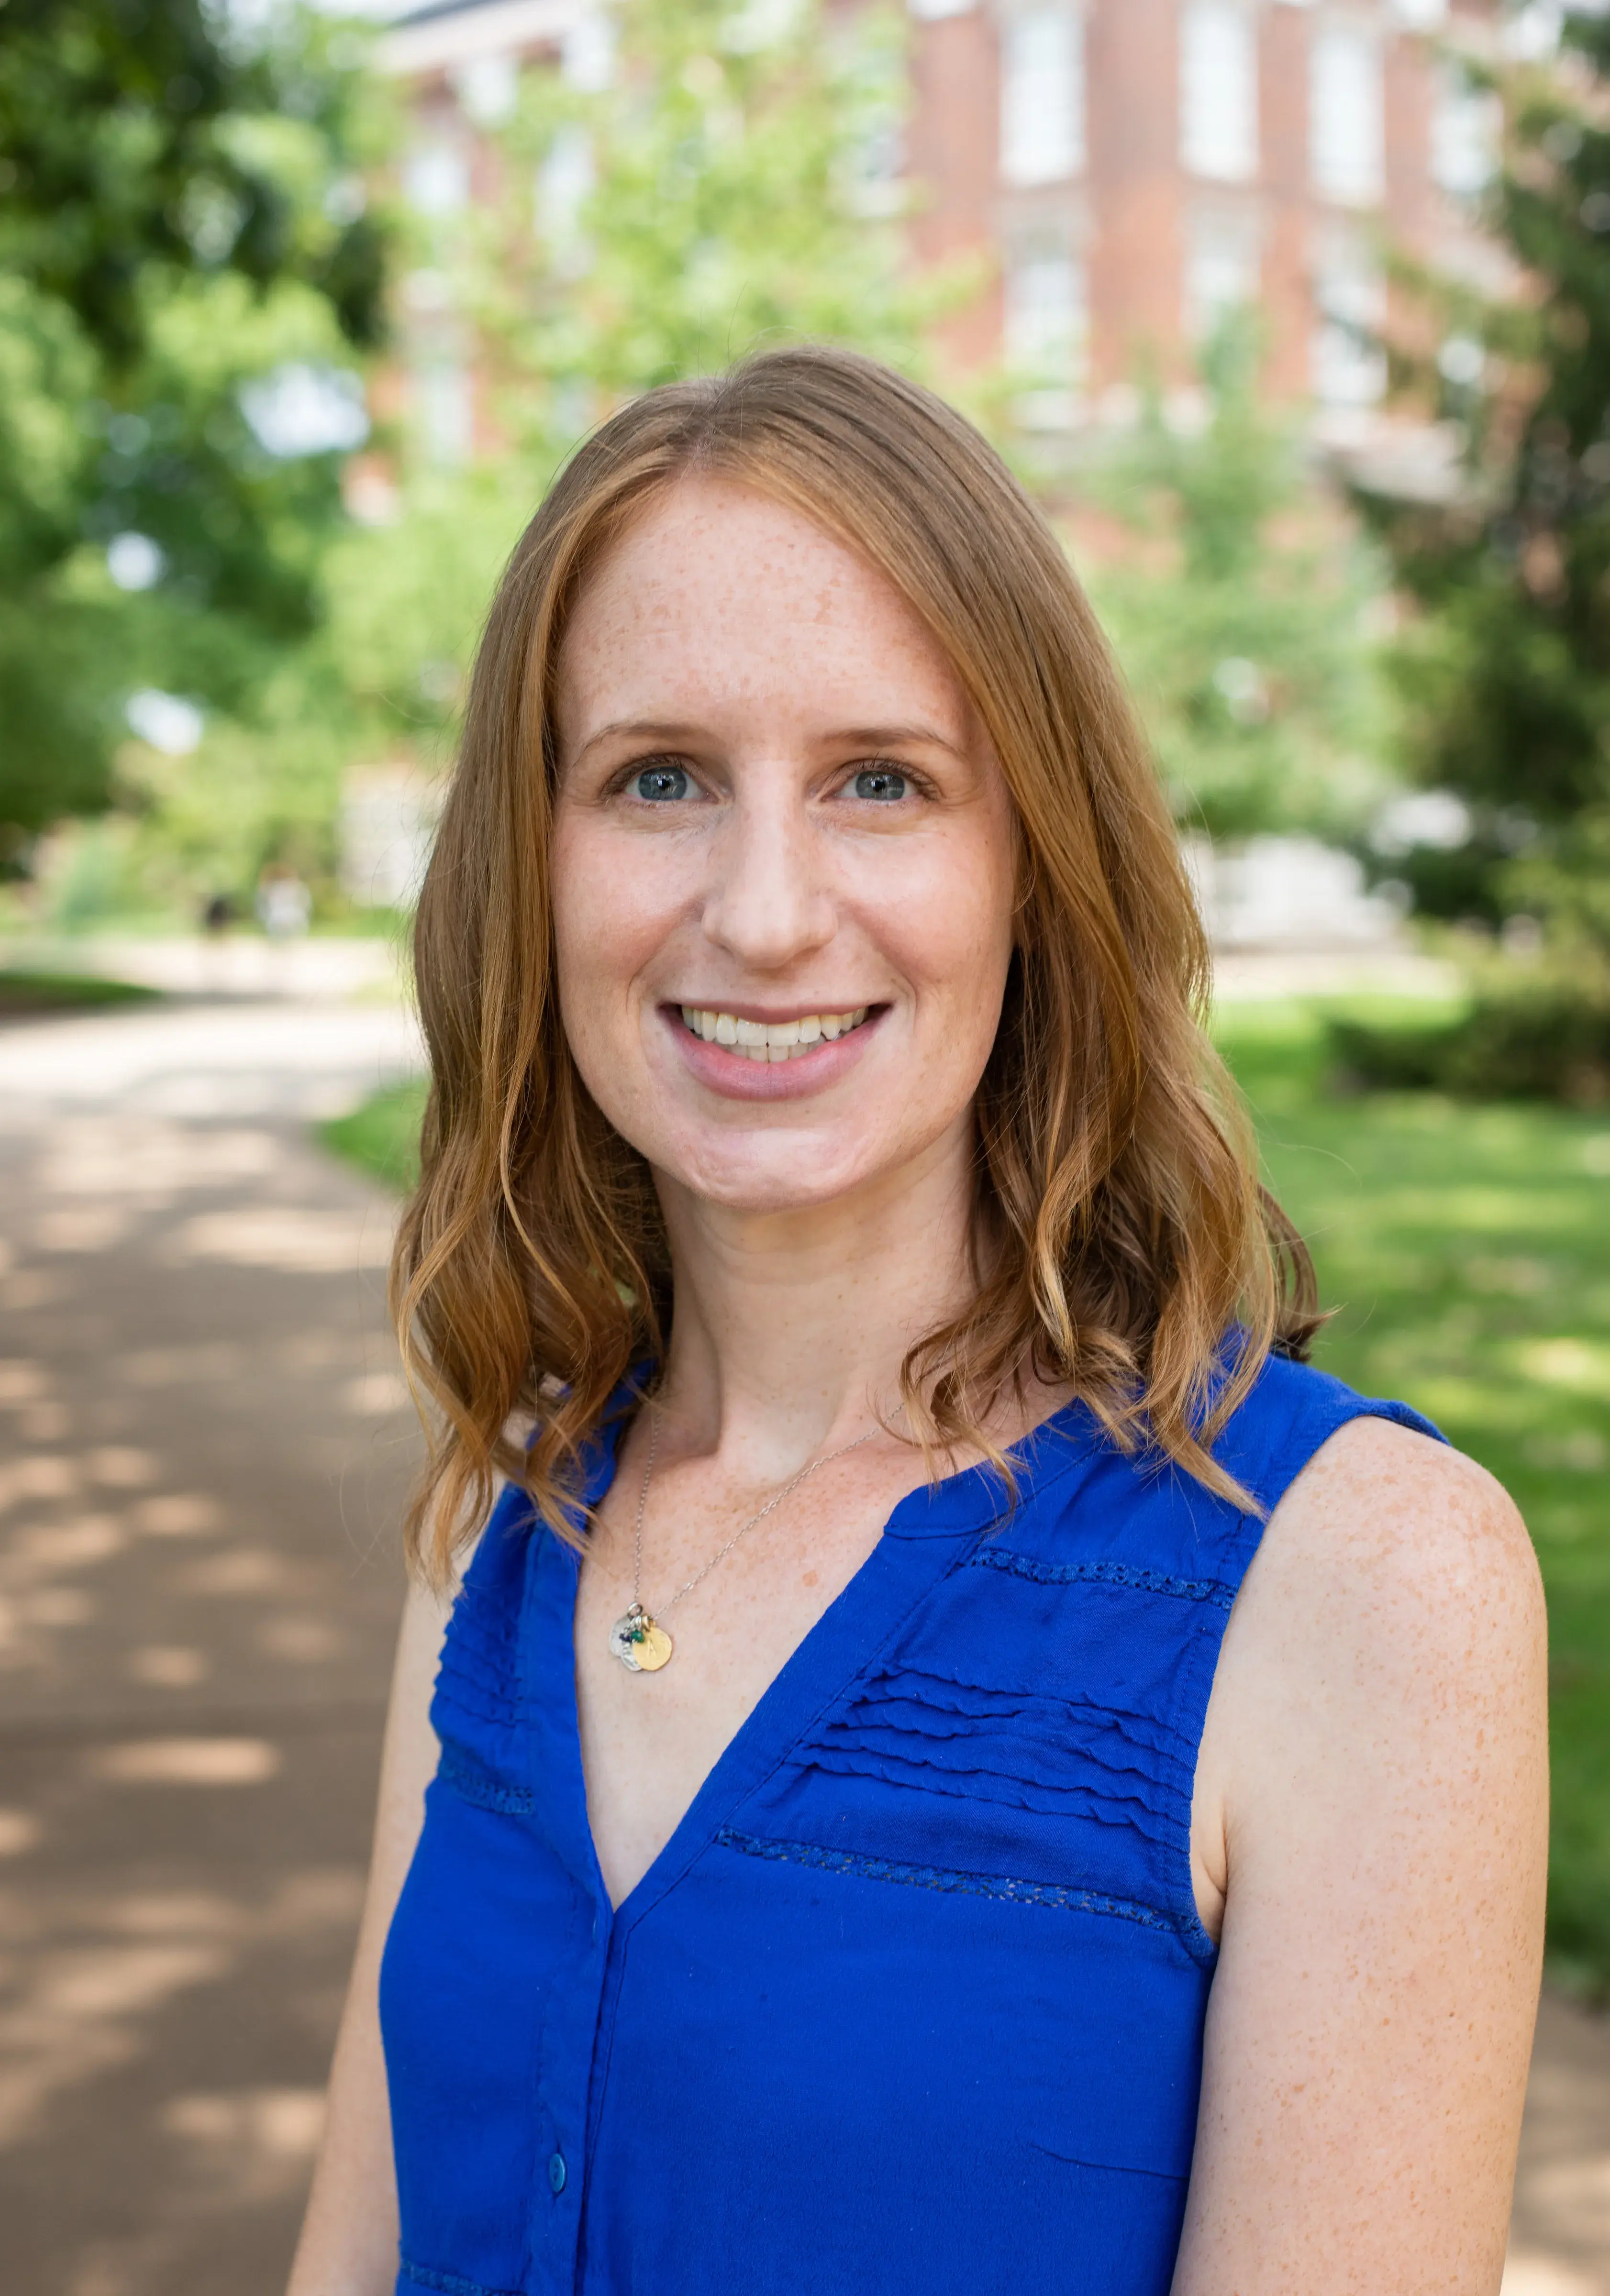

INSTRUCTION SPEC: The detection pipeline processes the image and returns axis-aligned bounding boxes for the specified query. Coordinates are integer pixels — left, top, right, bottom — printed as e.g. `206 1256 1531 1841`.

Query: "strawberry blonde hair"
393 344 1318 1580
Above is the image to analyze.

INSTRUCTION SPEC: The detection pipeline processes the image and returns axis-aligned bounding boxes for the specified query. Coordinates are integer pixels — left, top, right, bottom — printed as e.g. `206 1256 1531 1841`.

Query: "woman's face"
550 477 1019 1218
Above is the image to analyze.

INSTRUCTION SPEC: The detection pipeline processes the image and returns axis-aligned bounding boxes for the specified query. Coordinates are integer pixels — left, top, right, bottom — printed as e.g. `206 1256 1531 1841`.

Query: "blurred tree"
487 0 922 449
1086 322 1393 841
1329 13 1610 1099
301 0 932 790
0 0 389 862
1358 13 1610 927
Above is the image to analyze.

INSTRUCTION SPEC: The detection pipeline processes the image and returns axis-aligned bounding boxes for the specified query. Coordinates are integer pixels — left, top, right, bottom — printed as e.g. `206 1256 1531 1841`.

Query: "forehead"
555 476 971 736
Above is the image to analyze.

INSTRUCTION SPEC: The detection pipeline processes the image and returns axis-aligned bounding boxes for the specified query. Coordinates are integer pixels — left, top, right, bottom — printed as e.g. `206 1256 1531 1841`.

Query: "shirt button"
548 2150 567 2195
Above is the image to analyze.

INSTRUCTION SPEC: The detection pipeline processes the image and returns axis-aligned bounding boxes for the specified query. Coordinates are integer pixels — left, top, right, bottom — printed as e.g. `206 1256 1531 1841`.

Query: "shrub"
1330 961 1610 1106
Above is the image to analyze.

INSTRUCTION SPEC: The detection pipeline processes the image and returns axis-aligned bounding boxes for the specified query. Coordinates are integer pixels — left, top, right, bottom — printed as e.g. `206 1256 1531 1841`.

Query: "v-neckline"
535 1394 1099 1931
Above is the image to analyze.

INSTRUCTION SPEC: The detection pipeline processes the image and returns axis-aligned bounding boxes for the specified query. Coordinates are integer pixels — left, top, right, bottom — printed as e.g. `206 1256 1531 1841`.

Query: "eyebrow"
573 720 705 763
572 718 968 762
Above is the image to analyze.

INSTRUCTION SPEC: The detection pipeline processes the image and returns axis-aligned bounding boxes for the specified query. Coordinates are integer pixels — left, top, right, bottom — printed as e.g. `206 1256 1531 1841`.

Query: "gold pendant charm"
634 1620 673 1671
609 1602 673 1673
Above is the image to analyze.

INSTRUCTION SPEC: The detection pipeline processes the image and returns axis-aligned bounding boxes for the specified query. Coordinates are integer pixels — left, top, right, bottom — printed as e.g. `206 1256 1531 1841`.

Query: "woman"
289 347 1546 2296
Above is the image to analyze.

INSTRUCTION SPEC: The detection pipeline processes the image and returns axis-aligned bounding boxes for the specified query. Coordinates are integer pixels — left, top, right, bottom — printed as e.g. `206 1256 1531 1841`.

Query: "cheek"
873 830 1017 1039
550 815 669 1038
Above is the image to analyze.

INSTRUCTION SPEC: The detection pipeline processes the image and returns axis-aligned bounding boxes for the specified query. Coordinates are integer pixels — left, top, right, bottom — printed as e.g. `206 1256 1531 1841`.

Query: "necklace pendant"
609 1602 673 1674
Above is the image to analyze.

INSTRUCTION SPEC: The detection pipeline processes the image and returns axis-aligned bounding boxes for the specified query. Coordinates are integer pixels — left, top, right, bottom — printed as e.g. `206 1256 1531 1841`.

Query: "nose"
699 780 836 973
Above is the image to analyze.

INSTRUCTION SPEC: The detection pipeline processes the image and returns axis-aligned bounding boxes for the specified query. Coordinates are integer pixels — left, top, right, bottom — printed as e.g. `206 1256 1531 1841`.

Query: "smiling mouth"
677 1005 872 1063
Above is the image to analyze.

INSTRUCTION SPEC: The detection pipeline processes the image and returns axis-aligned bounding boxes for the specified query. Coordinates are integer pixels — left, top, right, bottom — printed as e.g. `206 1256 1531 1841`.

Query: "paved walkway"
0 991 1605 2294
0 997 422 2296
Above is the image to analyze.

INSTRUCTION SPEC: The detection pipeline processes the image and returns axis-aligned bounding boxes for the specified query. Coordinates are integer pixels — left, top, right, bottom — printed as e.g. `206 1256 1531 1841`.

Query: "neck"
650 1116 977 1478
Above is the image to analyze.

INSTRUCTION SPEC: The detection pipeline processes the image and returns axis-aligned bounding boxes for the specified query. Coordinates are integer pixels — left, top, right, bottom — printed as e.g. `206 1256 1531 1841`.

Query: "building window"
537 125 596 273
999 8 1085 187
1180 4 1258 184
1311 249 1386 406
403 140 469 220
1431 67 1501 197
453 52 519 127
1185 213 1260 340
1310 26 1384 207
560 12 614 92
417 362 474 465
1004 247 1087 379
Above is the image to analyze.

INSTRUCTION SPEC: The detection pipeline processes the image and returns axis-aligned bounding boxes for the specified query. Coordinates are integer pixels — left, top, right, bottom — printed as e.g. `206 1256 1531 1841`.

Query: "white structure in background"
1180 2 1258 185
1004 250 1087 371
999 6 1085 187
340 763 444 911
241 363 371 458
1184 836 1404 950
1310 23 1385 208
1185 210 1260 341
1311 231 1387 410
1431 65 1502 197
125 689 204 755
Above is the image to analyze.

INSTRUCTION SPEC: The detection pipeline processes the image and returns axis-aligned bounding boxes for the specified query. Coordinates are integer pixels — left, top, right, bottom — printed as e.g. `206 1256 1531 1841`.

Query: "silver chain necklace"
608 1408 879 1674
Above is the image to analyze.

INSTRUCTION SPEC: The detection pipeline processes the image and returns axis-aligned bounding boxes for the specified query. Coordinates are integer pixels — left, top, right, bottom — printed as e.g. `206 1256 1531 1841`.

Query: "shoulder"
1210 1414 1545 1857
1179 1417 1548 2287
1212 1345 1445 1518
1254 1413 1543 1669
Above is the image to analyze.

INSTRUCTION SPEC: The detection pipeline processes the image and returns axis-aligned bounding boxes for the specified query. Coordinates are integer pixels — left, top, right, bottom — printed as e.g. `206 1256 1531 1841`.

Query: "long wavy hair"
392 343 1319 1582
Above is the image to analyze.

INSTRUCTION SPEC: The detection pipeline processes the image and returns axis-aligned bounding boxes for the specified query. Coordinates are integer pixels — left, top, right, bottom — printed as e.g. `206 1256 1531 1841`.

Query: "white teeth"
679 1005 872 1059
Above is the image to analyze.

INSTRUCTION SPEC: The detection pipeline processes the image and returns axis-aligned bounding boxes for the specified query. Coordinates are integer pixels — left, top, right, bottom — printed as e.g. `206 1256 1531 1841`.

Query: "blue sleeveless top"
380 1353 1439 2296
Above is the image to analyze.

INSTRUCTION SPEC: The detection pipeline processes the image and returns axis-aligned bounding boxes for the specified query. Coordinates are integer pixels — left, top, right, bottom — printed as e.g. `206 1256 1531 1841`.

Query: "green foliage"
320 1077 427 1195
1360 18 1610 932
1085 326 1394 840
0 0 386 367
470 0 927 464
0 966 159 1013
1217 1002 1610 1987
267 0 934 844
1330 966 1610 1106
75 0 935 920
0 0 391 859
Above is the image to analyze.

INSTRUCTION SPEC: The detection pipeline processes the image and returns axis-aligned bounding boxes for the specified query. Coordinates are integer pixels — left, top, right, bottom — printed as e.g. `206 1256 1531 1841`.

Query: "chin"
661 1133 892 1217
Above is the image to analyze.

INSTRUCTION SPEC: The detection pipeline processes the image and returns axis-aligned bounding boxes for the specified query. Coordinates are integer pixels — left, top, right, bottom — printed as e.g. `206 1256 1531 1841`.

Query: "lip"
660 1002 885 1101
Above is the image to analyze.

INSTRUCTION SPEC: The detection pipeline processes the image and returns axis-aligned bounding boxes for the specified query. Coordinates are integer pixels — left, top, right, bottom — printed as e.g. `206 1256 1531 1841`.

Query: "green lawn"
1219 1002 1610 1989
322 1016 1610 1985
0 967 160 1014
320 1080 430 1196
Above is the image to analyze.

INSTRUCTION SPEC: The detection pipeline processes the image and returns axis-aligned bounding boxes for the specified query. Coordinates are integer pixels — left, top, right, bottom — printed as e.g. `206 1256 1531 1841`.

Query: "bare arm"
1176 1418 1549 2295
286 1574 455 2296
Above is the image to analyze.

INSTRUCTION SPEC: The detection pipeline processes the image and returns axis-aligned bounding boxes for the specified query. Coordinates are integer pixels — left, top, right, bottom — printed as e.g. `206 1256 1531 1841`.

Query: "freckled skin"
1177 1420 1548 2294
550 477 1020 1216
551 477 1040 1910
286 481 1548 2296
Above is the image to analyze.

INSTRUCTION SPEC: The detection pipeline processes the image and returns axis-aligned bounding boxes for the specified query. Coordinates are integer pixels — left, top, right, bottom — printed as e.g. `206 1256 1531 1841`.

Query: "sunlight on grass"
1216 999 1610 1990
319 1081 427 1197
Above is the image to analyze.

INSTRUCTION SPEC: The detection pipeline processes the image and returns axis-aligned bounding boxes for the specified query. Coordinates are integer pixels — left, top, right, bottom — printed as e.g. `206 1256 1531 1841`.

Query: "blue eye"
635 763 689 802
854 767 907 802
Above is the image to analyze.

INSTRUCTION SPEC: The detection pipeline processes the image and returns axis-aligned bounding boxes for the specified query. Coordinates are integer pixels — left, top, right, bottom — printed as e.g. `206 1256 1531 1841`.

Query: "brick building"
907 0 1502 436
377 0 1505 453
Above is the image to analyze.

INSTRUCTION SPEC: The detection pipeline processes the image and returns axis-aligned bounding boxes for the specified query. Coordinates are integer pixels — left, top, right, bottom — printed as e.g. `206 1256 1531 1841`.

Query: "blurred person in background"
288 349 1546 2296
258 863 313 940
